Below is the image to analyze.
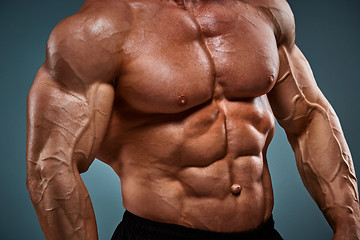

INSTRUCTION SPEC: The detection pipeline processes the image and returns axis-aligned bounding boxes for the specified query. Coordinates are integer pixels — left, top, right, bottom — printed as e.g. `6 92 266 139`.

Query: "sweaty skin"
26 0 360 239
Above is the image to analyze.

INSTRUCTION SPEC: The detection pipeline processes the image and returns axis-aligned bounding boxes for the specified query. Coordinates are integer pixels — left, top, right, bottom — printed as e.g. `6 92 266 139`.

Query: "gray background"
0 0 359 239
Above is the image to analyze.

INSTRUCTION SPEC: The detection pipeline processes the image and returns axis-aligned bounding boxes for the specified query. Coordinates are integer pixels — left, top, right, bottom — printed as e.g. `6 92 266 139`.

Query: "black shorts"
111 211 284 240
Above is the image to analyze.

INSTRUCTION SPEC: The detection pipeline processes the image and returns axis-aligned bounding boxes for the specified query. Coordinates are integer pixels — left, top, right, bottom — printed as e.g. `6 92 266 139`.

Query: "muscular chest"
193 1 279 99
118 0 279 113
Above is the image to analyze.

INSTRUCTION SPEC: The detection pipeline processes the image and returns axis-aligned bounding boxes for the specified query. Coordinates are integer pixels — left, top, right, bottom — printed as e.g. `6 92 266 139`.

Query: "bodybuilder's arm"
26 8 128 238
268 32 360 240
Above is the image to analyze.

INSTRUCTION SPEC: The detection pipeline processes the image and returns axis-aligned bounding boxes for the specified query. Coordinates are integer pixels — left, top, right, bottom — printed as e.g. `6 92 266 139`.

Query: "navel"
230 183 242 196
177 95 188 106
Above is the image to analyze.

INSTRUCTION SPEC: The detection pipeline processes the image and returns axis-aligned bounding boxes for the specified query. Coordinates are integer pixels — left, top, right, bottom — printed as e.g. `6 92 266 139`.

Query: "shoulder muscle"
269 0 295 47
248 0 295 47
44 1 132 87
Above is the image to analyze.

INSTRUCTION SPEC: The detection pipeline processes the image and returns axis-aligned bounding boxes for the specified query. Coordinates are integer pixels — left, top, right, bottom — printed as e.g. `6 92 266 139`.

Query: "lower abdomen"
120 156 273 232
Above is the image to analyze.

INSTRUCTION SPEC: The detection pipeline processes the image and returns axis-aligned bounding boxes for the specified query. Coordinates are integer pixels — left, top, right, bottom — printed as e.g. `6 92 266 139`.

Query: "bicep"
27 14 120 172
268 44 333 136
27 66 114 173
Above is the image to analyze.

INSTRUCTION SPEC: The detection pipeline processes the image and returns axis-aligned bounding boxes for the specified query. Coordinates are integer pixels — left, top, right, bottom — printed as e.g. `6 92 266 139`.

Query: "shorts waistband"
119 210 276 240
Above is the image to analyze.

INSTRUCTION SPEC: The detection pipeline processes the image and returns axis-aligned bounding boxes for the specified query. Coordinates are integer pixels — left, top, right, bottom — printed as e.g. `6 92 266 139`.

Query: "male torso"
26 0 360 238
86 0 291 232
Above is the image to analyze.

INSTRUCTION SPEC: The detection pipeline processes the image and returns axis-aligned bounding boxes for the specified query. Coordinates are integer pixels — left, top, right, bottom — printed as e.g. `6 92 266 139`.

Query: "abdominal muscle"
100 95 275 232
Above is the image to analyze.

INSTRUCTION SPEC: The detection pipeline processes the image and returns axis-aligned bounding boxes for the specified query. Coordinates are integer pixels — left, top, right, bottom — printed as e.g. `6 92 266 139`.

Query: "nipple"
267 74 275 83
230 184 242 196
177 95 188 106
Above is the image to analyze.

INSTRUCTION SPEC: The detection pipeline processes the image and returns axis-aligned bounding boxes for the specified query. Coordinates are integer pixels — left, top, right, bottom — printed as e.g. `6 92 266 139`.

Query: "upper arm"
27 7 130 173
27 68 114 174
268 45 332 136
267 1 334 137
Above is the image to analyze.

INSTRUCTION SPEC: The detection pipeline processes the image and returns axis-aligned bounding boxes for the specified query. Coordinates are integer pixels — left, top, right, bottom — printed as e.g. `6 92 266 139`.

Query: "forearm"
27 162 98 240
285 106 360 237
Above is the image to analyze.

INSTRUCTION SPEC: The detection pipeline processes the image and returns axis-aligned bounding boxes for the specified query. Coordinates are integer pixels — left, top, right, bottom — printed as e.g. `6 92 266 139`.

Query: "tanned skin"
26 0 360 239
